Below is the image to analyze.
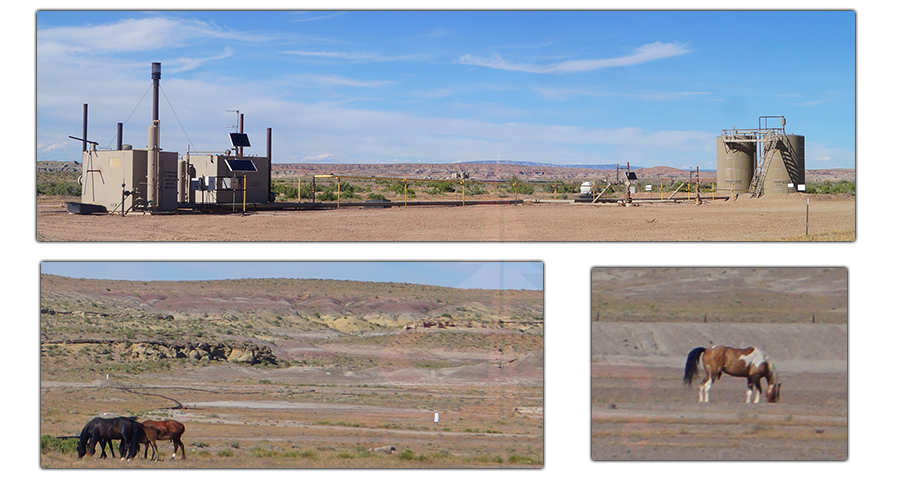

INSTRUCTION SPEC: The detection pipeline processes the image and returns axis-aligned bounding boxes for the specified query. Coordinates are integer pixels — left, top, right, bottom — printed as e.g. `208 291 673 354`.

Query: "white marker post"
434 412 440 426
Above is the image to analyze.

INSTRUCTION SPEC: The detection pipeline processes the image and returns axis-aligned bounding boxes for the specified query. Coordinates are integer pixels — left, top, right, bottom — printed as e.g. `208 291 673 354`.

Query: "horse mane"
768 359 778 384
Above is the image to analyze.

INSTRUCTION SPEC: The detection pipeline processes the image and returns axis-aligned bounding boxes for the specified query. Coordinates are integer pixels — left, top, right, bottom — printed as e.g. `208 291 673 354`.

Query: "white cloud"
37 17 269 57
284 50 430 63
533 87 710 102
301 153 336 162
458 42 691 74
293 73 397 88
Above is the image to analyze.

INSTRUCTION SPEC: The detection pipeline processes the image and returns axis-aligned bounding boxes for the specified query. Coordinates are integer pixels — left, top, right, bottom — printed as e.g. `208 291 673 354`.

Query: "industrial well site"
34 62 854 242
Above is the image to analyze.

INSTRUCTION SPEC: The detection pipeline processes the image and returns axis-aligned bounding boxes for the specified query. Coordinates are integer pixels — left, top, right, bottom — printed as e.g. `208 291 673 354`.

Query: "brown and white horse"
683 345 781 403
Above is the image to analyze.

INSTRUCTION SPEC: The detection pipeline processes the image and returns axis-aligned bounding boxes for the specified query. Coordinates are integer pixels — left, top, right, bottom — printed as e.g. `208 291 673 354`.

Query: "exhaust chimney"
267 127 273 202
151 62 161 122
147 62 162 210
82 104 88 152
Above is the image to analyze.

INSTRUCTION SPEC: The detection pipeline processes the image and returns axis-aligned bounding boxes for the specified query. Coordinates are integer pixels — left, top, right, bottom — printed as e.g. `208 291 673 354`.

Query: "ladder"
749 138 780 198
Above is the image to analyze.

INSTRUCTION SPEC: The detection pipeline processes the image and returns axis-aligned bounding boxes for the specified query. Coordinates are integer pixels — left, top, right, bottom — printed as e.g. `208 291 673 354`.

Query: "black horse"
76 416 144 460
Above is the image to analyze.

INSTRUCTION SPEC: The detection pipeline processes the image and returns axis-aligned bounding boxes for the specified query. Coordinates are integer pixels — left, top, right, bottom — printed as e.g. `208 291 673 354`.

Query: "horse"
76 418 116 459
140 419 186 459
683 345 781 403
77 416 144 460
120 423 160 460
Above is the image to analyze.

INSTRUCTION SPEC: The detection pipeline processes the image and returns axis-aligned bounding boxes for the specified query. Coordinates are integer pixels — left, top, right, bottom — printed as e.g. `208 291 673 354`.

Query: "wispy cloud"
289 11 347 23
168 48 235 73
284 50 431 63
301 153 336 162
293 73 397 88
533 87 710 101
38 17 270 56
458 42 690 74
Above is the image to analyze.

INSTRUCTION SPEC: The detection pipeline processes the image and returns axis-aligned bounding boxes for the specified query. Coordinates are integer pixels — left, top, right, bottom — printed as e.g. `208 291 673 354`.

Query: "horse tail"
683 347 706 386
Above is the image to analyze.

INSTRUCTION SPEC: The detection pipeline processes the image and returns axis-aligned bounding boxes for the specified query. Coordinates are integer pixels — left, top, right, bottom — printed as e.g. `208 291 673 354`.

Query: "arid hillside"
41 274 543 365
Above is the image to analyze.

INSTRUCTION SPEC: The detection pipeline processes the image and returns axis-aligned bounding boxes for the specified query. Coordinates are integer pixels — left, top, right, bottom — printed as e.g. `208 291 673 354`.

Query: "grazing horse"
76 418 116 459
77 416 144 460
683 345 781 403
140 419 186 459
122 424 160 460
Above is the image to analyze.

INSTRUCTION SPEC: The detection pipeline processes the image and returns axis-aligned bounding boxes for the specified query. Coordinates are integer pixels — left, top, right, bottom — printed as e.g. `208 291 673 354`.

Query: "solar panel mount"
229 133 251 148
225 158 258 172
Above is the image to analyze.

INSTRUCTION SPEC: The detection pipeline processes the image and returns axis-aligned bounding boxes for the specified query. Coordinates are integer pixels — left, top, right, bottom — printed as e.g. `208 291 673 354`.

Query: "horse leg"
174 436 185 459
101 438 114 458
700 375 713 402
754 379 763 403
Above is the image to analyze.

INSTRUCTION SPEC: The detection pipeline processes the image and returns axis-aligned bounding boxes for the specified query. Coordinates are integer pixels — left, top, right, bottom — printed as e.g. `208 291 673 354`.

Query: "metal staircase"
748 136 781 198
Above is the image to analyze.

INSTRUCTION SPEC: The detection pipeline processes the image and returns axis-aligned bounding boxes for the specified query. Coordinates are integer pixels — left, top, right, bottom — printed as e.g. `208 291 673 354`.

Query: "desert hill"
40 274 544 371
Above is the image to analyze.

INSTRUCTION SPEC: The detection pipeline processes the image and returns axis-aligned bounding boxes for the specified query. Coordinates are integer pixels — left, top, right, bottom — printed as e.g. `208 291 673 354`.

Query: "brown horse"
118 424 160 460
138 424 160 460
140 420 186 459
683 345 781 403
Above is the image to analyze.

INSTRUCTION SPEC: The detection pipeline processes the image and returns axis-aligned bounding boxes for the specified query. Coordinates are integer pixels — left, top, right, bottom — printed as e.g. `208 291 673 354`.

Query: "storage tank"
716 136 756 194
763 134 805 195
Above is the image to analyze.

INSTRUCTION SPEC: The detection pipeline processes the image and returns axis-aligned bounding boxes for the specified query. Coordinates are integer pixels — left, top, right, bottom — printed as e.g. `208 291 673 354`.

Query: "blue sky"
36 10 855 170
40 261 544 291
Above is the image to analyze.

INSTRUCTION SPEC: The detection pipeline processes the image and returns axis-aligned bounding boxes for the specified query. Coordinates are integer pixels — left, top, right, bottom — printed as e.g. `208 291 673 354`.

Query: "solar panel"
225 158 258 172
229 133 251 148
625 172 638 180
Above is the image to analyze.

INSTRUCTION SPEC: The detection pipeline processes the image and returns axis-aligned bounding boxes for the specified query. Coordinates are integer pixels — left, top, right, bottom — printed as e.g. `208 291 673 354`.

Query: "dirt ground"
41 359 543 468
35 193 854 241
590 321 847 460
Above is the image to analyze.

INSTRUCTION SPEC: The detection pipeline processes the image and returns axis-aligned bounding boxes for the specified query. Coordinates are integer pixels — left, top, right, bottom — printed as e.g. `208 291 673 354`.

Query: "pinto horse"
683 345 781 403
77 416 143 459
140 419 186 459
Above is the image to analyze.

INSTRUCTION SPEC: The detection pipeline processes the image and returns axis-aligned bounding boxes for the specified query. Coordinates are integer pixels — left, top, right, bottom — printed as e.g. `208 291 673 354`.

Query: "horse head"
766 382 782 403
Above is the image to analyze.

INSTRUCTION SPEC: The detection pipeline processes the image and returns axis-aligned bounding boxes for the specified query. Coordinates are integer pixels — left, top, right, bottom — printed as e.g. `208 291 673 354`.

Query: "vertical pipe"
148 62 162 211
151 62 161 122
82 104 88 152
116 123 123 150
266 127 273 202
148 121 159 209
239 113 244 157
